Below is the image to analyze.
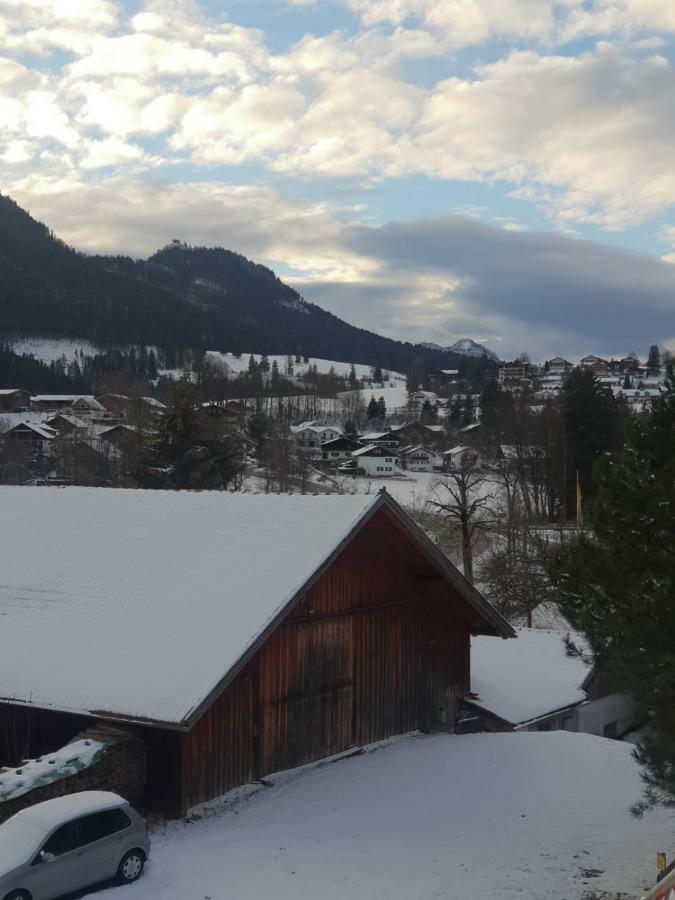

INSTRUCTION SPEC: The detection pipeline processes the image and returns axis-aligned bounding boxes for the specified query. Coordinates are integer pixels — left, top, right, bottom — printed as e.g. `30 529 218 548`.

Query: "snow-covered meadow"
95 731 672 900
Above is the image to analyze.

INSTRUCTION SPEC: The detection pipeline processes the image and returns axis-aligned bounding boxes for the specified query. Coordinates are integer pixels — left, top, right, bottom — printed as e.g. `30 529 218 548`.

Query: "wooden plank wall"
180 507 471 812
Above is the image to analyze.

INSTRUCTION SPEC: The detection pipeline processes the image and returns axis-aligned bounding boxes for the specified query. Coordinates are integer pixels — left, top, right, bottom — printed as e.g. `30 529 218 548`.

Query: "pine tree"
349 364 358 391
259 354 270 374
549 392 675 813
372 364 383 384
147 349 158 380
366 396 379 420
623 373 631 390
247 354 257 375
344 419 357 440
647 344 662 373
421 398 437 425
377 396 387 420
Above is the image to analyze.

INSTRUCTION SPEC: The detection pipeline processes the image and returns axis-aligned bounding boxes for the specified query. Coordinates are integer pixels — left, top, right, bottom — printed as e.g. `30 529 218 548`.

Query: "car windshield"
0 816 45 870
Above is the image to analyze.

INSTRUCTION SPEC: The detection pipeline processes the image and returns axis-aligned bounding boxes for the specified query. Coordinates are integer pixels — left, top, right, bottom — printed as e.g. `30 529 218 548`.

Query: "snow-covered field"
8 336 106 363
205 352 406 384
96 732 672 900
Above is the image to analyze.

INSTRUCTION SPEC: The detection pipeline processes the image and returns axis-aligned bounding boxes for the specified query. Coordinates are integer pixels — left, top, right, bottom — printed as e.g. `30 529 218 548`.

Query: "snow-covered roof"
469 629 590 726
423 425 446 432
31 395 96 403
6 421 57 439
352 444 392 457
141 396 166 409
0 488 390 725
0 388 26 396
444 444 471 455
359 431 396 441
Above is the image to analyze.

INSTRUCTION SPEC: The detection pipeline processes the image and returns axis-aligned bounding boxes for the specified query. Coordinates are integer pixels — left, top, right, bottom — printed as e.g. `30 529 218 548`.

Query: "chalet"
349 444 399 477
444 445 481 470
44 414 85 434
321 436 363 461
358 431 400 452
464 630 634 737
0 389 30 412
292 423 344 450
197 401 239 421
31 395 107 417
96 393 130 416
408 391 439 416
399 445 438 472
546 357 571 375
0 487 513 816
391 422 446 449
579 355 609 376
1 421 57 445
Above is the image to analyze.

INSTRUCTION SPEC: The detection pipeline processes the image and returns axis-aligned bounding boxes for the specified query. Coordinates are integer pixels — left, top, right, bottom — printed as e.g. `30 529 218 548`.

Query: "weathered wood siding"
180 506 471 813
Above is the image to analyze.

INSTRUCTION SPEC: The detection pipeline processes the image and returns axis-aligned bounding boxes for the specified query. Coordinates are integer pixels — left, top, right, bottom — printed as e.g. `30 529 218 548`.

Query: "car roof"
10 792 127 832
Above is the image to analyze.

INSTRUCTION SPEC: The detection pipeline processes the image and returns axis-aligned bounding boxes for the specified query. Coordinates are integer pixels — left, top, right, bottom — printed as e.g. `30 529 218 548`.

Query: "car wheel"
3 892 31 900
117 849 146 884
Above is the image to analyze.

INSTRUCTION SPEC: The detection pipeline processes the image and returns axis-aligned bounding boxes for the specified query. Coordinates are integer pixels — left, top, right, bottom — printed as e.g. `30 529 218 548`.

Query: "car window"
41 820 80 857
77 809 132 846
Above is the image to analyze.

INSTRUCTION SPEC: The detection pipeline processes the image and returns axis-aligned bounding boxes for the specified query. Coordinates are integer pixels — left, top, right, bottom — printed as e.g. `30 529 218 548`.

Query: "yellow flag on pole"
576 471 584 529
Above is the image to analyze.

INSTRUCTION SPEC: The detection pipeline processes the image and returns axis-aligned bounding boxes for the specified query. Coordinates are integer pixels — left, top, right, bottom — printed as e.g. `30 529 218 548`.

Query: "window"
385 466 392 471
78 809 131 846
376 466 383 471
41 820 80 857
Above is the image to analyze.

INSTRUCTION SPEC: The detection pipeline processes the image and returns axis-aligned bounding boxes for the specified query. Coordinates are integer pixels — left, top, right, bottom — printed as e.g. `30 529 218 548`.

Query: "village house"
579 355 609 376
0 487 513 816
358 430 401 452
464 630 635 737
321 435 363 462
0 389 30 412
292 422 344 451
443 445 481 470
1 420 57 446
391 422 447 449
546 357 572 375
348 444 399 477
399 445 438 472
30 395 107 417
408 390 439 417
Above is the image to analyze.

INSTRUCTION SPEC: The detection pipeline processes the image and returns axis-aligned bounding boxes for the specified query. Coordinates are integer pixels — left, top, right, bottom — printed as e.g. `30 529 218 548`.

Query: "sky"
3 0 675 360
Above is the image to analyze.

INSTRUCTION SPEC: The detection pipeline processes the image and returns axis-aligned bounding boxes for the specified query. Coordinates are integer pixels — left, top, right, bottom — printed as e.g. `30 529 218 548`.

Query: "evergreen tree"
549 392 675 813
560 369 627 513
461 395 474 426
372 364 383 384
421 398 437 425
647 344 662 373
366 396 379 421
271 359 281 395
377 395 387 420
623 373 631 390
247 354 257 375
349 364 358 391
147 349 158 380
344 419 358 440
259 354 270 374
449 395 463 426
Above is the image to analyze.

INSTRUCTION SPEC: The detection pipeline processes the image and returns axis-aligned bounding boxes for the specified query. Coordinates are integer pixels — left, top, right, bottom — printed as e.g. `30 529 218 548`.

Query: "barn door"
257 616 354 777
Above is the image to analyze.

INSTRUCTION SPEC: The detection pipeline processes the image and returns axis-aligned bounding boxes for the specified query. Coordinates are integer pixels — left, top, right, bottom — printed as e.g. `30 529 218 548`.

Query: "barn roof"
0 487 512 729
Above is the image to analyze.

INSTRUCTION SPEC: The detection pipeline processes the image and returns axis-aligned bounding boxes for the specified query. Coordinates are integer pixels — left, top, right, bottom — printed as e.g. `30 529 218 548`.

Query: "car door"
23 819 86 900
77 809 134 886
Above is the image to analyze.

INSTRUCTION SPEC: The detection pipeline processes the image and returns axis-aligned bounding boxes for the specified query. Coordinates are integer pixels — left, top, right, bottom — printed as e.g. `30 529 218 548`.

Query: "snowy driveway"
91 732 672 900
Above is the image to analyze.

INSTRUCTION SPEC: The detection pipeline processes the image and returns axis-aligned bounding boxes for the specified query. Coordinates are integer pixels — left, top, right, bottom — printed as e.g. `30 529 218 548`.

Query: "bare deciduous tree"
429 465 496 583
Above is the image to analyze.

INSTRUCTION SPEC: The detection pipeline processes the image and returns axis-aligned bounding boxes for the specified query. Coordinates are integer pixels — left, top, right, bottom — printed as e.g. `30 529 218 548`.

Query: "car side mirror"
40 851 56 864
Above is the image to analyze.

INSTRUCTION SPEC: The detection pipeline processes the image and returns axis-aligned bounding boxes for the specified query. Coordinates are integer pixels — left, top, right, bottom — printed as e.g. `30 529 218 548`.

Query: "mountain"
422 338 500 362
0 195 472 375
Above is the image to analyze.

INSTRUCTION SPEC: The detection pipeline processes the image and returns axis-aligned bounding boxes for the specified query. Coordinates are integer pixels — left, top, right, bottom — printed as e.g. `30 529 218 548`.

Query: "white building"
400 445 438 472
444 445 481 470
348 445 399 477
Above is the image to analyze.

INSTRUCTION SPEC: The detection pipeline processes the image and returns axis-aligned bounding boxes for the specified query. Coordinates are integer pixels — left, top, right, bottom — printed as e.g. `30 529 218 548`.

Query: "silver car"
0 791 151 900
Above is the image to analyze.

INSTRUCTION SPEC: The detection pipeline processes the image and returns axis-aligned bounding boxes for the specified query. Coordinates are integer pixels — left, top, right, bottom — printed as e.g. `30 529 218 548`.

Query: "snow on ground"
8 336 106 363
0 739 105 803
206 352 405 384
342 470 503 510
96 732 673 900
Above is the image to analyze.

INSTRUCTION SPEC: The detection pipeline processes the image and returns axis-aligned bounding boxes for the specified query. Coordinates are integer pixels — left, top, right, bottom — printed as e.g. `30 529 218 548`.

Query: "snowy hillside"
95 731 672 900
8 336 107 363
205 352 406 383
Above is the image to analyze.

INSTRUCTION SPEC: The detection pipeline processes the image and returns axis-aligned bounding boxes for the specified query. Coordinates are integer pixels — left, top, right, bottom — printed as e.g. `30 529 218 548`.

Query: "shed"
0 487 513 816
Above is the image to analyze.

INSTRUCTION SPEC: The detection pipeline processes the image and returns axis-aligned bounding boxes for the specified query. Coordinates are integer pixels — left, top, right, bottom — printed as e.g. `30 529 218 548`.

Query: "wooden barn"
0 487 513 816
